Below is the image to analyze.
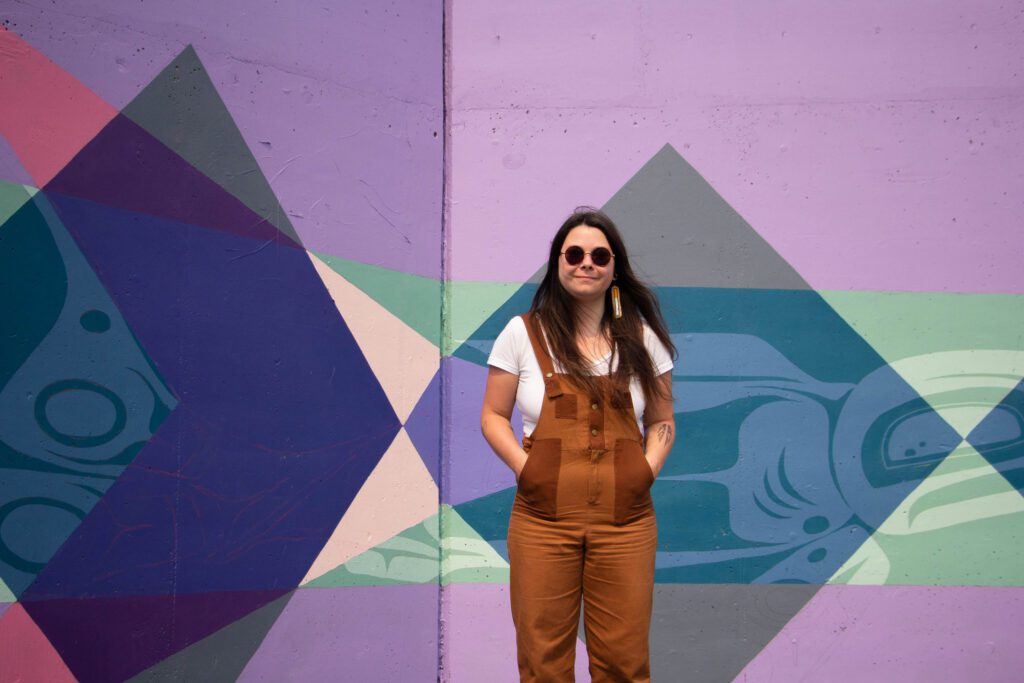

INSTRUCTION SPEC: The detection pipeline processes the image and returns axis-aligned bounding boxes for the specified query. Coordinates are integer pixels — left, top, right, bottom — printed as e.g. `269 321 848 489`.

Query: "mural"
0 4 443 680
3 1 1023 682
450 146 1024 679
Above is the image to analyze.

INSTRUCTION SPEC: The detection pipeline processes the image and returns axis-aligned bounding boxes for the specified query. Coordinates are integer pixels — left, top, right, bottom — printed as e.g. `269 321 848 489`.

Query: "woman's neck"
574 298 606 338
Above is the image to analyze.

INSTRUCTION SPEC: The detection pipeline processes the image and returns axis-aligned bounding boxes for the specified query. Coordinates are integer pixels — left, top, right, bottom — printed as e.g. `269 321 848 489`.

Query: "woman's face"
557 224 615 304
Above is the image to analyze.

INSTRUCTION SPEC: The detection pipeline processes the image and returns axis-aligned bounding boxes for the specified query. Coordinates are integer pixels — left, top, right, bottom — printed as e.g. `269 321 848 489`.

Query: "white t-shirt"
486 316 674 436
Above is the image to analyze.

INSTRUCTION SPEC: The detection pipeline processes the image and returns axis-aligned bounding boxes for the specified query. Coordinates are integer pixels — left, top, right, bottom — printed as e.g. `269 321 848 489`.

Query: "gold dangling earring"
610 274 622 319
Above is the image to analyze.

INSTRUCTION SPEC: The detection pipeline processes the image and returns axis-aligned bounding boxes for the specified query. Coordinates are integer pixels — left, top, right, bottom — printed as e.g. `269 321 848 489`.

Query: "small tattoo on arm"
656 424 673 444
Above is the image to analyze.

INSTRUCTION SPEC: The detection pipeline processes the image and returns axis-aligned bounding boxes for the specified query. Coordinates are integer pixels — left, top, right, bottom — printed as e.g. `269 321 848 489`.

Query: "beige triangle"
308 251 439 422
300 428 438 585
885 350 1024 438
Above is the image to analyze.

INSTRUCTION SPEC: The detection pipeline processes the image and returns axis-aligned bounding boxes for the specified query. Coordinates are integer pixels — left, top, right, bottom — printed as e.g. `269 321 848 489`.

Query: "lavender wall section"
8 0 442 278
449 1 1023 293
445 2 1023 682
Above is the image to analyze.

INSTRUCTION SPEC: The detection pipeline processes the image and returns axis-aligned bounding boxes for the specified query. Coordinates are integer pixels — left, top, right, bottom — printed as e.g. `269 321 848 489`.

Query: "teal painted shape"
651 286 958 583
0 194 177 596
454 286 958 584
452 487 517 544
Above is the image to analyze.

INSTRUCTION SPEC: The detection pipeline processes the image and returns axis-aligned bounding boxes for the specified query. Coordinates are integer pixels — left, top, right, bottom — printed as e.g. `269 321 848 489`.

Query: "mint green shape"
304 505 508 588
0 181 34 227
440 503 510 585
820 290 1024 363
313 252 525 355
446 280 523 356
829 444 1024 586
0 576 15 603
314 252 442 348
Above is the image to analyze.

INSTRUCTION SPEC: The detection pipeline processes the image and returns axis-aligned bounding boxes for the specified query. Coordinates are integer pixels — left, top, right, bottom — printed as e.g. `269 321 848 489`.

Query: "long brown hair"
529 207 676 408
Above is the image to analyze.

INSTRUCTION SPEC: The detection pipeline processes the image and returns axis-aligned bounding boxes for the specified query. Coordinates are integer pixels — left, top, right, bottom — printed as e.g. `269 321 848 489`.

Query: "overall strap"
521 313 564 399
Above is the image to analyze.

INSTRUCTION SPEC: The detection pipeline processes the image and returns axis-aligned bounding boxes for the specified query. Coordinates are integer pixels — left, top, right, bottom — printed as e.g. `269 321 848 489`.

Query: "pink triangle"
0 604 75 683
0 27 117 186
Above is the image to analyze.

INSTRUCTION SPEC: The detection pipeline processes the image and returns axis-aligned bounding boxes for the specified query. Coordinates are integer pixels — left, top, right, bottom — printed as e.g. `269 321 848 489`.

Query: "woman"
481 208 676 682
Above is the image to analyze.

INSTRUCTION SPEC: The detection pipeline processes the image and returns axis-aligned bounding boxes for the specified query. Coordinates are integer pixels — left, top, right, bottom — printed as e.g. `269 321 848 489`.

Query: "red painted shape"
0 27 117 187
0 604 75 683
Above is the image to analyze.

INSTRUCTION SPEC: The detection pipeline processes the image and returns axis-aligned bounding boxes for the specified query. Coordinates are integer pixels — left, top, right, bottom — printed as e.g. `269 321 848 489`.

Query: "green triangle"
829 441 1024 586
440 504 510 585
821 290 1024 437
0 575 15 602
446 280 524 356
0 181 34 227
303 505 508 588
314 252 442 348
122 45 301 245
820 290 1024 363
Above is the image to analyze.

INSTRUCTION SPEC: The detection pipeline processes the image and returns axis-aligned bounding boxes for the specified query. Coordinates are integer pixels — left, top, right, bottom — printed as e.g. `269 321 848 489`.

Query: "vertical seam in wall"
438 0 453 680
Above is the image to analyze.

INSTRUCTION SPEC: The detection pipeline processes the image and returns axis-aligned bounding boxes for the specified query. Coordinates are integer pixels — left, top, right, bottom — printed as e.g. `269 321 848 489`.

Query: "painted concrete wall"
444 2 1024 682
0 2 443 680
1 1 1023 681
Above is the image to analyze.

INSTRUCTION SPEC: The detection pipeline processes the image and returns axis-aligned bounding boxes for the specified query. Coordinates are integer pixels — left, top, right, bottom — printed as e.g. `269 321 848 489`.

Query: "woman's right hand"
481 366 531 481
513 452 529 482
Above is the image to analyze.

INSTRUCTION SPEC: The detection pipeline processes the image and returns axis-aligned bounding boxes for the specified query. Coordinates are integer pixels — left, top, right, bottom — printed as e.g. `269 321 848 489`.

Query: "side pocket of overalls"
516 437 561 520
613 438 654 525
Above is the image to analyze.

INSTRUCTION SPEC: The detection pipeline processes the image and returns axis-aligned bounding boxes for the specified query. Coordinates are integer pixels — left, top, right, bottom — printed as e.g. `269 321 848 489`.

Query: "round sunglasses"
561 246 614 267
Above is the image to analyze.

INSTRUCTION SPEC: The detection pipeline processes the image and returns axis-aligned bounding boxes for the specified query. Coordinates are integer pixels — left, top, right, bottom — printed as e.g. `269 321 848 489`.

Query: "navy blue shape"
967 376 1024 494
404 364 441 485
22 194 400 600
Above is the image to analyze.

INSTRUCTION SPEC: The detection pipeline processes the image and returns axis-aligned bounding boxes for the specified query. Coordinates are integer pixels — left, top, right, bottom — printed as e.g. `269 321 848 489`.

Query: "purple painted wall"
2 0 1022 681
449 1 1023 293
445 2 1024 682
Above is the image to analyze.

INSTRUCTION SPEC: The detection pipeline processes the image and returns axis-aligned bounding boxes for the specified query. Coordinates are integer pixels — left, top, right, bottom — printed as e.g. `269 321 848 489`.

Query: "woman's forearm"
480 411 529 479
643 418 675 478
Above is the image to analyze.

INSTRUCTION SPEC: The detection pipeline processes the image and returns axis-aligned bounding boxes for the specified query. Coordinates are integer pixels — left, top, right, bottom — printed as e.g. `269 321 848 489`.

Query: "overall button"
591 428 599 436
591 402 599 411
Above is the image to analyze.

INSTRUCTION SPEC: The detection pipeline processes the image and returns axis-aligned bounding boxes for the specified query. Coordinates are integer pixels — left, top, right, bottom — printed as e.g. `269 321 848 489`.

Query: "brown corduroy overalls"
508 314 657 683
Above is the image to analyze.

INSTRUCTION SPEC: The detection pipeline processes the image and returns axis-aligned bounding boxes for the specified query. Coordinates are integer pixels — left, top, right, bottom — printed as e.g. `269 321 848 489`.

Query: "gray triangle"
122 45 301 245
127 592 294 682
603 144 810 290
649 583 819 682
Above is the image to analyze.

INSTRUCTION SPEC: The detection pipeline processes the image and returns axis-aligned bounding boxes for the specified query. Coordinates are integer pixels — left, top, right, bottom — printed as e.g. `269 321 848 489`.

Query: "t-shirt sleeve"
487 317 525 375
644 324 675 375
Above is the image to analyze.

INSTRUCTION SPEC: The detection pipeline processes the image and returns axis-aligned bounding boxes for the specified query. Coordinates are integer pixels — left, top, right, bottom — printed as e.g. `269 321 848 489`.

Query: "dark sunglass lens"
591 248 612 266
564 246 585 265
